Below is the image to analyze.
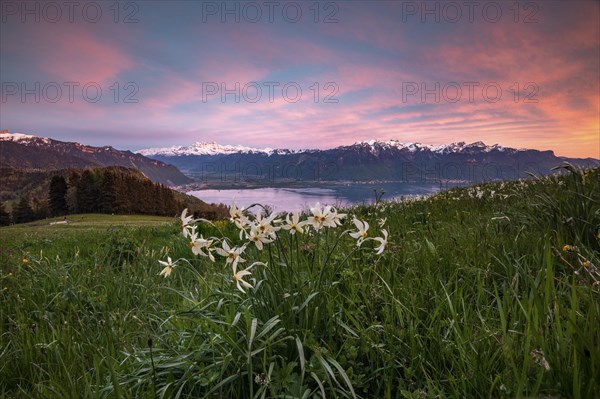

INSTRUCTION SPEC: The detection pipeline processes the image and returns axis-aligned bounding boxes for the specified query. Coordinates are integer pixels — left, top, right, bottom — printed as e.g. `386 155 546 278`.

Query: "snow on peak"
353 139 511 154
0 131 37 141
137 141 281 156
138 139 519 157
469 141 487 147
355 139 425 152
194 141 275 155
0 132 53 146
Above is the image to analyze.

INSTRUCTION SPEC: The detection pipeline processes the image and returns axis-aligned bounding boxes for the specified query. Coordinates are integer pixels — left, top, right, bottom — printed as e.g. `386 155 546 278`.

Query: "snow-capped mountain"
137 139 522 157
346 140 519 155
137 141 301 157
137 138 599 183
5 131 597 185
0 132 40 142
0 131 191 186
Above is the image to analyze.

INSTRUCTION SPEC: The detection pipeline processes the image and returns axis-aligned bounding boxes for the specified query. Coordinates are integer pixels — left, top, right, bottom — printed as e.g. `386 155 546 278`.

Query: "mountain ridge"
0 132 192 186
135 138 599 184
136 139 565 158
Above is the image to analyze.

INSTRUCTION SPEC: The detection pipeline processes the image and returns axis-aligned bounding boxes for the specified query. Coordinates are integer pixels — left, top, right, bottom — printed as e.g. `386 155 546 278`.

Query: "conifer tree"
100 170 117 213
48 175 68 216
66 171 81 213
77 169 99 213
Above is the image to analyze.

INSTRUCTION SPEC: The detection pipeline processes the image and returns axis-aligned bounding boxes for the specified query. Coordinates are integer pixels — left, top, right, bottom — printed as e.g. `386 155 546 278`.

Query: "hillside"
0 166 228 222
1 165 598 397
0 132 192 186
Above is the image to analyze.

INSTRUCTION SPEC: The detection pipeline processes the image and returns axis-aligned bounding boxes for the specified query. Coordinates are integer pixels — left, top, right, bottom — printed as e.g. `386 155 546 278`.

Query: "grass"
1 166 599 398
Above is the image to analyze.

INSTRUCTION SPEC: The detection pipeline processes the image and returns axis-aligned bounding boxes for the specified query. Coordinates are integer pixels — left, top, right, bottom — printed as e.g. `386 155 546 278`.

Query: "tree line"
0 166 222 225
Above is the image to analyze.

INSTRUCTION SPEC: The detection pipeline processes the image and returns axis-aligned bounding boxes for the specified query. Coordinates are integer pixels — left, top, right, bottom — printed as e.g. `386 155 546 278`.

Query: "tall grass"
1 167 598 398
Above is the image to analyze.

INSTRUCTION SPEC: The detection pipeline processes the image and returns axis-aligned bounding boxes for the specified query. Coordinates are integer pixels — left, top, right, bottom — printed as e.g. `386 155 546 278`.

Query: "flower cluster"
159 202 391 293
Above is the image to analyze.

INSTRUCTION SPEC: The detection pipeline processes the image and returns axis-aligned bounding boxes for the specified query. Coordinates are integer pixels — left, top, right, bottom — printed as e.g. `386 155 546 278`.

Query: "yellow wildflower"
214 220 228 230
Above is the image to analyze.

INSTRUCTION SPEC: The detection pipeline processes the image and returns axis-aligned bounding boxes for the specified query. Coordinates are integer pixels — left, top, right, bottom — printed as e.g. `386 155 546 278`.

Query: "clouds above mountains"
1 1 598 158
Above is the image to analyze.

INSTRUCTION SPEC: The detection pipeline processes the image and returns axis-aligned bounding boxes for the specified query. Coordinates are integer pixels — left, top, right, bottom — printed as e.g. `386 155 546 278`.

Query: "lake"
188 182 457 212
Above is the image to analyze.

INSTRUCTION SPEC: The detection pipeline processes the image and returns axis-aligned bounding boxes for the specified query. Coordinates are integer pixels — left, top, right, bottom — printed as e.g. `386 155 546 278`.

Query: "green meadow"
1 166 598 398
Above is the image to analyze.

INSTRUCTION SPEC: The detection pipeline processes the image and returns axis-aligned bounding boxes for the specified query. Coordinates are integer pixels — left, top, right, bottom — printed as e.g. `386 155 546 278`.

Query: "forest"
0 166 228 225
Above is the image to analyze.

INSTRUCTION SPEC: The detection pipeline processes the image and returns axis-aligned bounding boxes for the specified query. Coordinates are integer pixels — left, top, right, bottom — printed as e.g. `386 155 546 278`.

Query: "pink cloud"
5 2 597 159
27 25 136 84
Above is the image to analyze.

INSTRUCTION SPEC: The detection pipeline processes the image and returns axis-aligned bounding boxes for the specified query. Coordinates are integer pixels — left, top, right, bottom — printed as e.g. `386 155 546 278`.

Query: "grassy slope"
0 167 599 398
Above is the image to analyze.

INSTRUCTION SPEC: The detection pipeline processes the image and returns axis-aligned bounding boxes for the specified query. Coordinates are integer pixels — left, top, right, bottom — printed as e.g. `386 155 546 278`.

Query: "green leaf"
296 336 306 378
425 238 437 257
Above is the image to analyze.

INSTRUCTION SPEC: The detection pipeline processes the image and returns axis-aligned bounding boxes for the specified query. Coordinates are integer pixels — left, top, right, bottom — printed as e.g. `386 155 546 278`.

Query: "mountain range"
3 132 598 188
138 139 521 157
0 132 191 186
137 140 600 184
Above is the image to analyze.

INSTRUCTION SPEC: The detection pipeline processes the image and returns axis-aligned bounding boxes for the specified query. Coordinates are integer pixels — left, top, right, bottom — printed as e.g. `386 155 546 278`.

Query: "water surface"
189 182 451 212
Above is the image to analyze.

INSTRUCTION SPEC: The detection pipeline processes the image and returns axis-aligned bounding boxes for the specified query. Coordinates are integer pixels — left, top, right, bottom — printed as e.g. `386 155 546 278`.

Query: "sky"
1 0 599 158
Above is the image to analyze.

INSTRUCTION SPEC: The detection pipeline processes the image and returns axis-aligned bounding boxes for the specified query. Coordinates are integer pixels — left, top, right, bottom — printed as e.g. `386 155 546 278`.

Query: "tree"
12 197 34 224
77 169 99 213
0 203 11 226
66 171 81 213
100 171 117 213
48 175 68 216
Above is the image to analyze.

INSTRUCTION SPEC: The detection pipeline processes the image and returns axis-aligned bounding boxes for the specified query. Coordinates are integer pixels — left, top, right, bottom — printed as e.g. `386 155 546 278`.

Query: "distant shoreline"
176 178 471 191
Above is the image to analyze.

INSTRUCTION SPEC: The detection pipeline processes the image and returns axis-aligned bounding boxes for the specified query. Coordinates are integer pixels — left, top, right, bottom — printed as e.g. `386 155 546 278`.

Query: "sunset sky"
1 0 599 158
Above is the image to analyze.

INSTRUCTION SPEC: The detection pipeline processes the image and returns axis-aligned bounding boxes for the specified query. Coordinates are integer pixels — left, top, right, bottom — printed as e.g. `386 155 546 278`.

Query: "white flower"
349 217 369 246
189 233 215 261
229 202 244 221
181 208 194 225
183 223 197 240
330 207 347 226
158 257 176 278
229 202 251 238
215 240 246 266
232 261 265 293
282 212 308 235
253 213 281 239
180 209 195 238
230 202 249 228
378 217 387 227
371 229 388 255
247 226 273 251
307 203 337 230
